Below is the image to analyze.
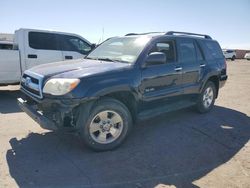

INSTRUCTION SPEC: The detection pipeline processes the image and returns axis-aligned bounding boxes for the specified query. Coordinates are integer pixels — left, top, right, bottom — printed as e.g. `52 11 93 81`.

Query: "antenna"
102 27 104 42
97 27 105 44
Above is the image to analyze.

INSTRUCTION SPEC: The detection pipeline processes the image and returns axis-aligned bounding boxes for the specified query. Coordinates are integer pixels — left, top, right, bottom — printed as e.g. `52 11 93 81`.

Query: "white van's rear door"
0 50 21 84
24 31 63 69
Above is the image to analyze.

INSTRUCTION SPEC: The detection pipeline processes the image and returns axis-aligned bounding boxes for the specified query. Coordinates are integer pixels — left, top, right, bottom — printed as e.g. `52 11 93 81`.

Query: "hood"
28 58 132 78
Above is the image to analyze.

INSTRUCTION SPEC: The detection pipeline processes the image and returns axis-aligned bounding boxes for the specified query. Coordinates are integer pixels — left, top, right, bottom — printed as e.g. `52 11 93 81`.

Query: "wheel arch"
207 76 219 98
100 91 138 122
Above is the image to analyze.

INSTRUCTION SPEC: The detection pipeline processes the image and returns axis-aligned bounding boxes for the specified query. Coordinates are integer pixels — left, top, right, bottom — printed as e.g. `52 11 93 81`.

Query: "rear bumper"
219 75 228 88
17 98 58 131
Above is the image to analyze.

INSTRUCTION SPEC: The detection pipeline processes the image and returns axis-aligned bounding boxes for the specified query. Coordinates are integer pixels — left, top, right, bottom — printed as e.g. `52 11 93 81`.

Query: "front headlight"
43 78 80 96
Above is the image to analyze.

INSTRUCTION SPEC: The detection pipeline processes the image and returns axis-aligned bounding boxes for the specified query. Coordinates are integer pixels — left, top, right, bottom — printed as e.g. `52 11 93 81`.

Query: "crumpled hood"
28 58 132 78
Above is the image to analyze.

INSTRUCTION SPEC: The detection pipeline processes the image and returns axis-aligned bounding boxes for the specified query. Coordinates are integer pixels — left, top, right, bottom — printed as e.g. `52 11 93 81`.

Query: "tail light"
221 59 227 75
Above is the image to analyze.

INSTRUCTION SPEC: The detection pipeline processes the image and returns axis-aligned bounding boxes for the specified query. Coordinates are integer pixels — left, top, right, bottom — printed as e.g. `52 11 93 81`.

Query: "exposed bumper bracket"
17 98 58 131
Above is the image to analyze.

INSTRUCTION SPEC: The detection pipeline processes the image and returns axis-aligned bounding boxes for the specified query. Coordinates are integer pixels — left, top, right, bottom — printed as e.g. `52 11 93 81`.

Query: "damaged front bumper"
17 98 58 131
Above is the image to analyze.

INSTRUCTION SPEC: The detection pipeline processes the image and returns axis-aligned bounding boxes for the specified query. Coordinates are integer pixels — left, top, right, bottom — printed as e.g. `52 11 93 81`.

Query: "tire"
78 98 132 151
231 55 236 61
196 81 216 113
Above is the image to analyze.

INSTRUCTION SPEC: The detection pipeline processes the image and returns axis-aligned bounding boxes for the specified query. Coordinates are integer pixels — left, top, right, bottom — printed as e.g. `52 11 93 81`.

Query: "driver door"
139 39 183 109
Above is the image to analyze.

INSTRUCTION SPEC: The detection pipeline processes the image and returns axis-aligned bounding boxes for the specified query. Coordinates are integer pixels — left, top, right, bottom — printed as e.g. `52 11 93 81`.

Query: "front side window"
60 35 92 55
87 36 151 64
29 32 59 50
149 41 175 62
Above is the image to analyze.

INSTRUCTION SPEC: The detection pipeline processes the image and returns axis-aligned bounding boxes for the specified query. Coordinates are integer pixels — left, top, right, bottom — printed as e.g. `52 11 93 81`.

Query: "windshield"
86 36 151 64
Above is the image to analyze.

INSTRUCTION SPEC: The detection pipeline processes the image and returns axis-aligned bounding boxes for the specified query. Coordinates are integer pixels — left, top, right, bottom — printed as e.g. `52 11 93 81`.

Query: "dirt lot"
0 60 249 188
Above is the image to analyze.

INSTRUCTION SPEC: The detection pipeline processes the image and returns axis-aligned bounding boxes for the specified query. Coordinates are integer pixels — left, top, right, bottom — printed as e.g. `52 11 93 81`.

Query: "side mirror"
91 43 96 50
145 52 166 66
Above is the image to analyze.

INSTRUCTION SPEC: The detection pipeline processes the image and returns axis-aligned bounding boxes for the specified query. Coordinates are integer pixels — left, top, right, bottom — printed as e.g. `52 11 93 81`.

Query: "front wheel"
78 98 132 151
231 55 236 61
196 81 216 113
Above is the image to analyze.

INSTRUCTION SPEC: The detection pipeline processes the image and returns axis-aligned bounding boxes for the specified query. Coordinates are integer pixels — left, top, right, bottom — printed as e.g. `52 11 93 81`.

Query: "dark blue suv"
18 31 227 151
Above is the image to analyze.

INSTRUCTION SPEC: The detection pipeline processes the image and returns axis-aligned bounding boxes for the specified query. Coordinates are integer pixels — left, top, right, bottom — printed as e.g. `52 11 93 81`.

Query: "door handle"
200 64 206 67
174 67 182 71
65 56 73 60
27 54 37 59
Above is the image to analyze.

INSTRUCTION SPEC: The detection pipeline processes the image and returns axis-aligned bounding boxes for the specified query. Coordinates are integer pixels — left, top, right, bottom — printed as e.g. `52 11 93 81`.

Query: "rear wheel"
231 55 236 61
196 81 216 113
78 98 132 151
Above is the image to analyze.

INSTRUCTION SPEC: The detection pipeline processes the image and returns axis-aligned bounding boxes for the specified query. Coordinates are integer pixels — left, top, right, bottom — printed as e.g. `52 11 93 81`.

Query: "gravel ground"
0 60 249 188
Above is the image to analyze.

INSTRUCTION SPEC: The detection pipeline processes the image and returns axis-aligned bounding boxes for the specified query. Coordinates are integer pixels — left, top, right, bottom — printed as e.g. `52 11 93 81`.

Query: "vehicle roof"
223 49 235 51
124 31 215 41
0 40 13 44
17 28 80 37
16 28 92 44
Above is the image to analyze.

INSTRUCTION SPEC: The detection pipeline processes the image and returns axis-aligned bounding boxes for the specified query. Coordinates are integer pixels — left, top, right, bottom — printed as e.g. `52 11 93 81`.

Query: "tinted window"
196 43 204 61
200 41 224 60
0 44 13 50
59 35 91 55
29 32 59 50
179 40 196 62
149 41 175 62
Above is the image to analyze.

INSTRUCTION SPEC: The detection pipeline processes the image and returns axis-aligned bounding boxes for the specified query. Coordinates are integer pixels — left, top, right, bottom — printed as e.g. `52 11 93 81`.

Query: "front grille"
21 82 40 96
23 74 39 84
21 70 44 99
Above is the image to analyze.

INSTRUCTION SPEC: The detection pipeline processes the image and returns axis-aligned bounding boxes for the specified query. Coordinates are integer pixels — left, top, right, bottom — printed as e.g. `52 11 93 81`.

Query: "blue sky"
1 0 250 49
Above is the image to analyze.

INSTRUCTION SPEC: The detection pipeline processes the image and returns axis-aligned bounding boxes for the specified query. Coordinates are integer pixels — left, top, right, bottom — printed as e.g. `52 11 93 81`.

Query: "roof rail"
165 31 212 39
125 32 164 36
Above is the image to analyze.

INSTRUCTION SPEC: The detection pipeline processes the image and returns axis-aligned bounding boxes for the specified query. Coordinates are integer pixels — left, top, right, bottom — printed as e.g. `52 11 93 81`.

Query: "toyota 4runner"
18 31 227 151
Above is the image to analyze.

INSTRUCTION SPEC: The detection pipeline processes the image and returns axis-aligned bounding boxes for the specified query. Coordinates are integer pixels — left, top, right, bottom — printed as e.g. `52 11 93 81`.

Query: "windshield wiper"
85 57 115 62
85 57 129 64
85 57 97 60
98 58 130 64
112 59 130 64
96 58 115 62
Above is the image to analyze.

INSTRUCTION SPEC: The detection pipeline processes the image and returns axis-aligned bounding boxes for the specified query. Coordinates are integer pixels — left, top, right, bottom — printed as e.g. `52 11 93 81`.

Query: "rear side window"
59 35 92 55
200 40 224 60
195 43 204 61
29 32 60 50
179 40 196 62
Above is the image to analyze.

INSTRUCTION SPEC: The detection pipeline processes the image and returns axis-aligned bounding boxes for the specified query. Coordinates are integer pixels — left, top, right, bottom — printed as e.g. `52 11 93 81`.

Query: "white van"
0 28 94 85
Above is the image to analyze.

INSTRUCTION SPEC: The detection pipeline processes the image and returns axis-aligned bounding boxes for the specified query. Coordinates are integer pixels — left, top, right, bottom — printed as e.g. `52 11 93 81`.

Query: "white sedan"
223 50 236 61
244 52 250 60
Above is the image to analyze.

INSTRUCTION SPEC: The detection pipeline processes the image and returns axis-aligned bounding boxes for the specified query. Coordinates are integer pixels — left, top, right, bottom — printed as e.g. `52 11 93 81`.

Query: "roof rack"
165 31 212 39
125 32 164 36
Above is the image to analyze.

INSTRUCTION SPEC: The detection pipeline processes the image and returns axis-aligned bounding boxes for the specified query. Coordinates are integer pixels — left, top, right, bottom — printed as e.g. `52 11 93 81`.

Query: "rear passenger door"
177 38 200 96
25 32 64 69
59 34 92 60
